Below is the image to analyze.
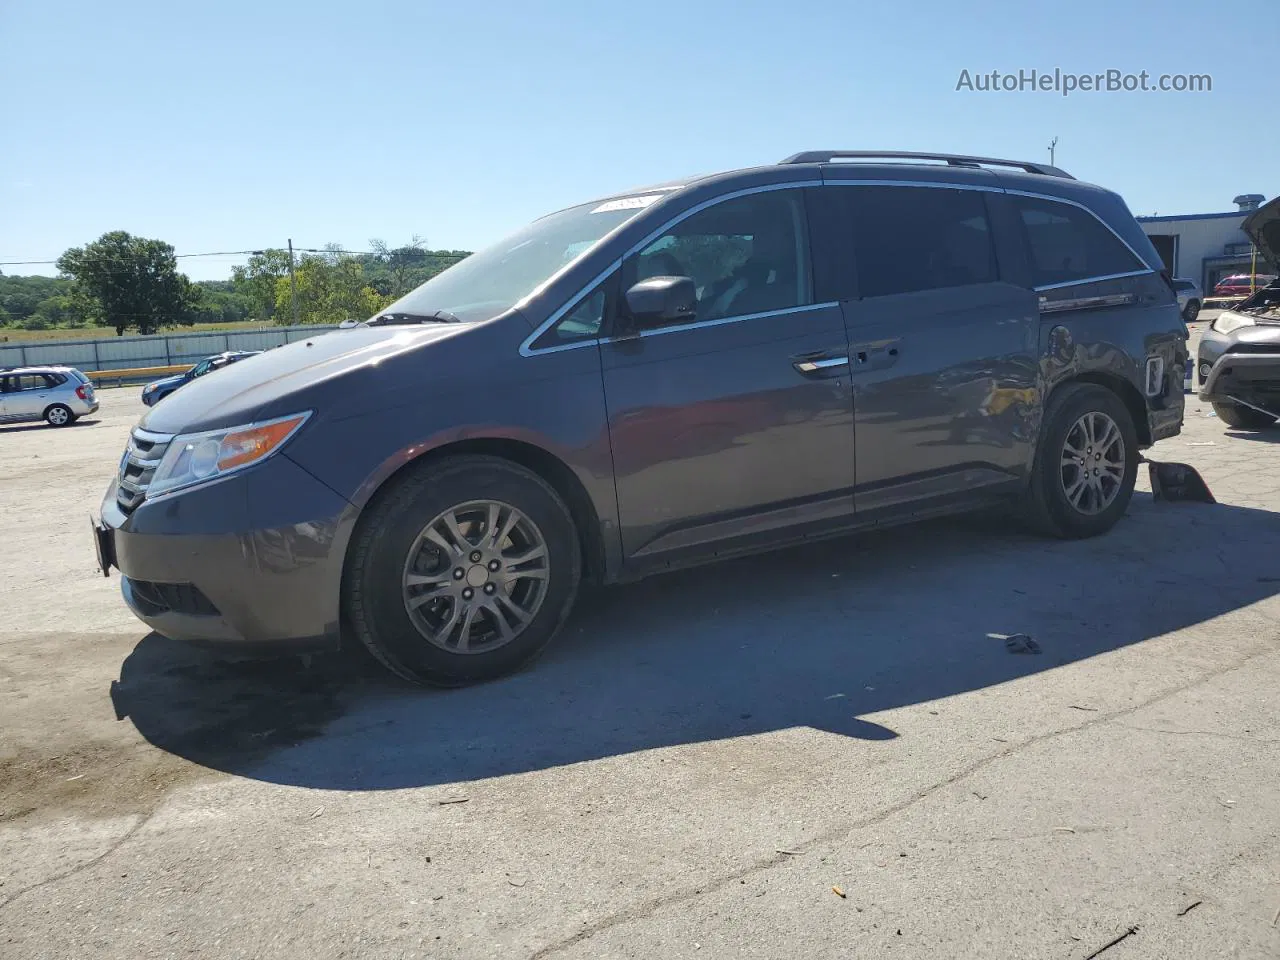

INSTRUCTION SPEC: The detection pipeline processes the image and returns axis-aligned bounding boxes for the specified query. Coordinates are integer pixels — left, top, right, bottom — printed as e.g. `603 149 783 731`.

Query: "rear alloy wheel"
1023 383 1138 539
1212 400 1277 430
1059 411 1127 516
344 456 581 686
44 404 75 427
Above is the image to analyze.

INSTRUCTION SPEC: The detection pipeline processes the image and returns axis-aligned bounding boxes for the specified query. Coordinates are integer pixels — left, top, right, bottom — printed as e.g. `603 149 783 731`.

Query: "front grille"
1224 342 1280 355
115 427 174 515
127 579 220 617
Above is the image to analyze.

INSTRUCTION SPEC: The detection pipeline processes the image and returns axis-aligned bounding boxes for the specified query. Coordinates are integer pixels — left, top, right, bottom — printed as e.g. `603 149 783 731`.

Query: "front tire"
343 455 582 686
1212 400 1277 430
44 404 75 427
1023 383 1139 539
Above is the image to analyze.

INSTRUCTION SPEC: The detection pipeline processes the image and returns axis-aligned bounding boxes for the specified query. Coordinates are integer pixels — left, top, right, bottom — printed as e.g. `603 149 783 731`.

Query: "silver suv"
0 366 99 427
1173 277 1202 323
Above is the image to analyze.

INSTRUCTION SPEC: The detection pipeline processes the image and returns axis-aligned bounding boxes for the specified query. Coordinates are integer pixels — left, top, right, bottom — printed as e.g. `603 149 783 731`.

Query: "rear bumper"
96 453 353 653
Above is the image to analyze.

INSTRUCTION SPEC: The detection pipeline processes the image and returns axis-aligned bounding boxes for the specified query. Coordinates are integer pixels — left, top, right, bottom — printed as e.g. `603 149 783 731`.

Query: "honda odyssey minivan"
93 150 1187 685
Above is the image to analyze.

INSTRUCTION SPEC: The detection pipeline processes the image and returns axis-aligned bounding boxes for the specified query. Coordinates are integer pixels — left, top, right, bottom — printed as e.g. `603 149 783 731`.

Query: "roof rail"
778 150 1073 179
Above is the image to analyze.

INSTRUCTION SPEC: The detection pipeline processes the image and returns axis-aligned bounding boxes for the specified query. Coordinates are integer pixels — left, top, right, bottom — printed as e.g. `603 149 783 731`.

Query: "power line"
0 247 469 268
0 249 265 267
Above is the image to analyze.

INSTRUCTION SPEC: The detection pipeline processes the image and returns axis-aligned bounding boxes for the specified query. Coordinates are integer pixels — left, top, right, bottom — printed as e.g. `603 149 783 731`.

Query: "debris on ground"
831 886 846 898
1176 900 1202 917
438 796 470 805
1145 459 1216 503
1083 925 1138 959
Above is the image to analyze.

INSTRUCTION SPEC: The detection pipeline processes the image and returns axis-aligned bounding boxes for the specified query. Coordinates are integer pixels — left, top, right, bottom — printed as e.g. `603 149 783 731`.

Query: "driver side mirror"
623 275 696 330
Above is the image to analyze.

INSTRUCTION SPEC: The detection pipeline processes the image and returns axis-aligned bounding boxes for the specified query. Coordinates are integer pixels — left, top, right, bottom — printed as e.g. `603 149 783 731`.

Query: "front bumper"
95 452 353 653
1197 326 1280 415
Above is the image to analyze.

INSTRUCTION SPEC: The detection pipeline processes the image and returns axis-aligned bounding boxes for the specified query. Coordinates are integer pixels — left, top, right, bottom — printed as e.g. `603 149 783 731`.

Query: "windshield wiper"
367 310 462 326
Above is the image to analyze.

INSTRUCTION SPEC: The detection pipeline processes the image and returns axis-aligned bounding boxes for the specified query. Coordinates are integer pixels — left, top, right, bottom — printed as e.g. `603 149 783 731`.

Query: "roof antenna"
1048 137 1059 167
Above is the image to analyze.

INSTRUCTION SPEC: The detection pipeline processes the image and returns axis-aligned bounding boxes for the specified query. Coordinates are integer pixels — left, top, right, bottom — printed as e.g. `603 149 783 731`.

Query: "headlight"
1211 311 1256 335
148 411 311 496
143 384 156 393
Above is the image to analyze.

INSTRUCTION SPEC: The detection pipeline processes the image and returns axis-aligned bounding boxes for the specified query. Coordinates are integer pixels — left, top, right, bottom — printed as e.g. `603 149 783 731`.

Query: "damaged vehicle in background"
1197 195 1280 429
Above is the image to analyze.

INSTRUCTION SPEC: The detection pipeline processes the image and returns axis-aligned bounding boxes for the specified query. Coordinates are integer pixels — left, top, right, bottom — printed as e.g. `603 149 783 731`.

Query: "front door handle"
793 355 849 374
792 349 850 376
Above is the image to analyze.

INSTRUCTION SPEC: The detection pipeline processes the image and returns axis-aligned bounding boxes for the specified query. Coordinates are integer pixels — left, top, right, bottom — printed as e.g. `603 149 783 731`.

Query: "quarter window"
1013 196 1146 288
535 283 610 348
847 186 998 298
625 189 812 325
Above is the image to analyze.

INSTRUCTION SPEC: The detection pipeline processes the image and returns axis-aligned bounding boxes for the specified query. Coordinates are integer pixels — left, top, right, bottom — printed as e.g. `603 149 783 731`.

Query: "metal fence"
0 324 341 373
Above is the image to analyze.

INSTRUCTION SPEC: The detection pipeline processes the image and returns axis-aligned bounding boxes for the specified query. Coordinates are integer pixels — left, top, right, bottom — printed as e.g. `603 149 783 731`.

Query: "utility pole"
287 238 299 326
1048 136 1059 167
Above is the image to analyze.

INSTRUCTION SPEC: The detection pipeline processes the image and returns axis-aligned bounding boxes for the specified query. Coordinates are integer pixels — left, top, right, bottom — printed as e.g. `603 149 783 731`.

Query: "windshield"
377 193 671 323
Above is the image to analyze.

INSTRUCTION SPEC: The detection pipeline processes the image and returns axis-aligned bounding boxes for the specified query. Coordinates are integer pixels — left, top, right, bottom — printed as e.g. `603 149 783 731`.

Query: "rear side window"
1013 196 1146 288
847 186 997 297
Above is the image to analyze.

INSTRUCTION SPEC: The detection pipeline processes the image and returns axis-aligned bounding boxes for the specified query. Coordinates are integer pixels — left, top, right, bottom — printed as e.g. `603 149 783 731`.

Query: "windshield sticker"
591 194 667 214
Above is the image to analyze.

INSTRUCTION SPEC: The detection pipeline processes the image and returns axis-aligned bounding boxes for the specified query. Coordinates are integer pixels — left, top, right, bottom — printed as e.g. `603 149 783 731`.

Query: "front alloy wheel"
344 455 581 686
402 501 549 654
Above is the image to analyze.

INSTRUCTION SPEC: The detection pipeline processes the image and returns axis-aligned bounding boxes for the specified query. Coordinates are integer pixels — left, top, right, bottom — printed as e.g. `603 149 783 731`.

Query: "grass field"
0 321 274 343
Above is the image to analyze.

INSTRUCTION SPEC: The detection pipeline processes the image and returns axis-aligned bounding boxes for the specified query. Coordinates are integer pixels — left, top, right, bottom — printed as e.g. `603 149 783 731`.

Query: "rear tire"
1212 400 1277 430
44 404 75 427
1182 299 1201 323
343 455 582 686
1022 383 1138 539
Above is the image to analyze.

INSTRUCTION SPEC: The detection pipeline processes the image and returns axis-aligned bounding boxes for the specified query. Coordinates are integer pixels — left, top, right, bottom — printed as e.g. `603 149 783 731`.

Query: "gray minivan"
92 150 1187 685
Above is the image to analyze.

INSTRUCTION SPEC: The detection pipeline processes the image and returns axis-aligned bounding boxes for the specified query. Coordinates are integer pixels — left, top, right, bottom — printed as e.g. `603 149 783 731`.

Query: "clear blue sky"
1 0 1273 281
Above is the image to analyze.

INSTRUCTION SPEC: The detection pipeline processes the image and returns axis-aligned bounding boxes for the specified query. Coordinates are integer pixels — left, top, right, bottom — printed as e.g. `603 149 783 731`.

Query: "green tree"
231 249 291 322
276 248 391 325
186 285 253 324
0 274 71 323
369 236 431 298
56 231 196 335
30 293 93 327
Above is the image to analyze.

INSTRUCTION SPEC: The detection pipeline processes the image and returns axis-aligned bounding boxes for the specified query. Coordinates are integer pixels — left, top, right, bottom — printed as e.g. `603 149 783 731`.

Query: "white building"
1137 194 1270 291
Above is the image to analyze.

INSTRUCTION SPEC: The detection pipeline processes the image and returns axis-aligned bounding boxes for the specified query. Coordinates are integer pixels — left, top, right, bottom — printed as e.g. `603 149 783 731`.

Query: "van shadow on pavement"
111 494 1280 791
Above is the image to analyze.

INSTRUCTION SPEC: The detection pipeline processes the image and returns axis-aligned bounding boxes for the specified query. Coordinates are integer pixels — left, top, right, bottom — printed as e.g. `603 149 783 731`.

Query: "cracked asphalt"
3 328 1279 959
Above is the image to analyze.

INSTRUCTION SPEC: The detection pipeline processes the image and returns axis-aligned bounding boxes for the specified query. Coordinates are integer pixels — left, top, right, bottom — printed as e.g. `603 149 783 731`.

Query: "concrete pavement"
2 365 1278 959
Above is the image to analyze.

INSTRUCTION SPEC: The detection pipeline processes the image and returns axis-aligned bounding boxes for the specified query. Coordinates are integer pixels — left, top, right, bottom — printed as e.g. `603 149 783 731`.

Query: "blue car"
141 351 261 406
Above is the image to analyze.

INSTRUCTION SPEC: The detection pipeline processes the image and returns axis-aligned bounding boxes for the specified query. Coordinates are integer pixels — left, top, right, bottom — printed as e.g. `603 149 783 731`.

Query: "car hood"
1243 196 1280 270
138 323 471 435
145 374 186 392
